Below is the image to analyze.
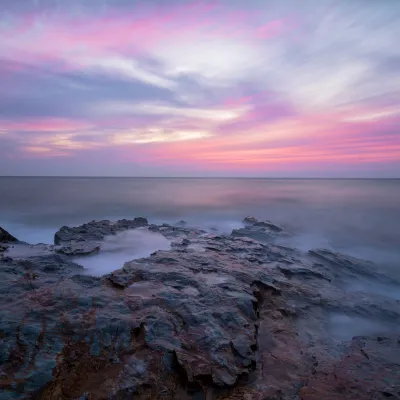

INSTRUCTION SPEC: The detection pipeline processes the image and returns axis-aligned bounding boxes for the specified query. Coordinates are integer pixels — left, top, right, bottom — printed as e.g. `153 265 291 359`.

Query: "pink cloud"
1 1 399 176
123 110 400 171
1 2 289 68
0 118 94 132
257 20 285 39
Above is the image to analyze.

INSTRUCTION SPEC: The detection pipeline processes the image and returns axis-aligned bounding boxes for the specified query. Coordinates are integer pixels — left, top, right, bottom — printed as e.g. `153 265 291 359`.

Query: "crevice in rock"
131 322 146 349
251 280 281 299
170 351 210 397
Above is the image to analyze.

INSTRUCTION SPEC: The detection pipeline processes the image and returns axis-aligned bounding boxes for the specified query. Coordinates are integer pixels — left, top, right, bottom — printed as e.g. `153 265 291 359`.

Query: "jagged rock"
0 218 399 399
253 221 284 232
309 248 376 274
277 265 331 281
0 243 9 253
308 249 400 289
0 227 18 243
53 217 205 247
243 216 259 225
54 217 149 244
175 220 187 227
234 218 288 242
232 224 287 241
55 242 101 256
171 238 191 248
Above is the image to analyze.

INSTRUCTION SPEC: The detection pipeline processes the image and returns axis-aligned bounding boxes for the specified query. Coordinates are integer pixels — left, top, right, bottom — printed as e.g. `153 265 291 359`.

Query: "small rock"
175 220 187 227
253 221 283 232
133 217 148 226
0 243 10 253
243 216 259 225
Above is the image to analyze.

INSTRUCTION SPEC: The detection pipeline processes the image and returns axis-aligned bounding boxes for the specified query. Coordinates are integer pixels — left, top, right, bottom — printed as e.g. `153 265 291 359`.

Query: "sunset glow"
1 0 399 176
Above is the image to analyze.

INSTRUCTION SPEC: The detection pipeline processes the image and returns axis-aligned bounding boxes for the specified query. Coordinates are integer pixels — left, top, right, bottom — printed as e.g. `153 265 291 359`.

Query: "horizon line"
1 176 399 180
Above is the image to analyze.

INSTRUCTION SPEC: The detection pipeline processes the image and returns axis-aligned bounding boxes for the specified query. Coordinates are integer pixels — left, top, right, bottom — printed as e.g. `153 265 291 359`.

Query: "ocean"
1 177 399 277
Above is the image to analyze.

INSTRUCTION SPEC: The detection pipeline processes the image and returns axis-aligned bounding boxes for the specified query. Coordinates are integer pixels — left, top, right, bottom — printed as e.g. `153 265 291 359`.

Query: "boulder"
243 216 259 225
0 226 18 243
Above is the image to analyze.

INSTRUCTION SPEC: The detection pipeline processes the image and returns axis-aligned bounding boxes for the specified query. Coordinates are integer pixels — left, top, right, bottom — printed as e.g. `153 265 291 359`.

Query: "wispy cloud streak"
0 0 399 176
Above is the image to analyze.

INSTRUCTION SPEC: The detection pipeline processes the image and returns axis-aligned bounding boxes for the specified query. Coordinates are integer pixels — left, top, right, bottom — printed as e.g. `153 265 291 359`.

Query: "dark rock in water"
55 242 101 256
1 217 399 399
0 243 10 253
0 226 18 243
232 224 287 242
243 216 259 225
277 265 331 282
243 216 284 231
54 217 149 244
148 224 160 232
171 238 191 248
131 216 148 225
175 220 187 227
308 248 400 285
254 221 283 232
235 218 287 242
309 248 375 272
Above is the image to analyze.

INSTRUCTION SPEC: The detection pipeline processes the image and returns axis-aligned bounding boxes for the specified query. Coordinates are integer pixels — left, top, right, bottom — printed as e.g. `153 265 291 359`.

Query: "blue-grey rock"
0 217 399 399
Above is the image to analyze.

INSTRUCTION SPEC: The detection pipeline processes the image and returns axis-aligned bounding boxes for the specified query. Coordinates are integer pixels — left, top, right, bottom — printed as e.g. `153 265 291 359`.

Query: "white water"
73 229 171 276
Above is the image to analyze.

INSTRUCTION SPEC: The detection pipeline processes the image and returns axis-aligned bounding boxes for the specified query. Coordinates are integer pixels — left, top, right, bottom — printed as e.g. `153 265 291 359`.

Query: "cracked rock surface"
0 220 399 399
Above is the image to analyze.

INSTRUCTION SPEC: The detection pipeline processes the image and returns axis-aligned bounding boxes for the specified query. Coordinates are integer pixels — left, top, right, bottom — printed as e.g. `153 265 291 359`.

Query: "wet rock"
54 217 149 244
308 249 400 286
55 242 101 256
148 224 160 233
243 216 259 225
253 221 283 232
0 227 18 243
112 355 150 396
1 218 399 399
277 265 331 282
234 218 288 242
0 243 9 253
309 248 375 272
175 220 187 227
242 217 284 232
171 238 191 248
299 335 400 399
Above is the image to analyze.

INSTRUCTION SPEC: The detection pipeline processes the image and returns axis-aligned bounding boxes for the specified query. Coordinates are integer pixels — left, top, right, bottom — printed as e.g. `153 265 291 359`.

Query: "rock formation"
232 217 289 241
0 226 18 243
0 218 399 399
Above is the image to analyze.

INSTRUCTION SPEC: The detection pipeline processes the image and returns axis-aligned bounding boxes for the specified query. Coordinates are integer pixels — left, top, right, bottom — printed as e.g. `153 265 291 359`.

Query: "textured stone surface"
54 218 149 245
0 227 18 243
0 243 10 253
0 218 399 399
55 242 101 256
232 217 289 241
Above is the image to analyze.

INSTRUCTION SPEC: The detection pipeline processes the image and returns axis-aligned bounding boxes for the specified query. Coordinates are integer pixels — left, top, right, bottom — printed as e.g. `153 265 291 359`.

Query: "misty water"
1 177 400 280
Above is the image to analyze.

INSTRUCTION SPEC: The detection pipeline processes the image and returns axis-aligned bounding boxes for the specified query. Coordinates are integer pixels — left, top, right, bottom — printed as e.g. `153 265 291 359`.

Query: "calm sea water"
1 177 399 275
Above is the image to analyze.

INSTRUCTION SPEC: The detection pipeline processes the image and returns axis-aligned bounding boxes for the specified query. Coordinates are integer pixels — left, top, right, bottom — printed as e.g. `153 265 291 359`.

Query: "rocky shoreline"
0 217 399 399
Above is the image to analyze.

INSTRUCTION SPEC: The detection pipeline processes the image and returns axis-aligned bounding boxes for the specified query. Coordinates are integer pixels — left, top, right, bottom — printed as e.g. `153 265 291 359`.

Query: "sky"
0 0 399 177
